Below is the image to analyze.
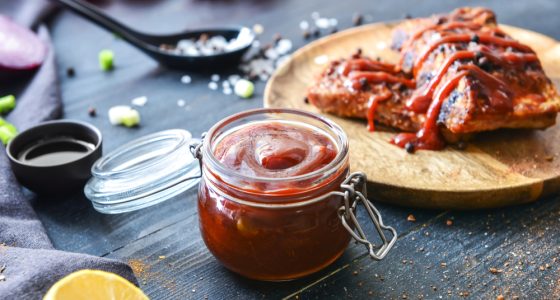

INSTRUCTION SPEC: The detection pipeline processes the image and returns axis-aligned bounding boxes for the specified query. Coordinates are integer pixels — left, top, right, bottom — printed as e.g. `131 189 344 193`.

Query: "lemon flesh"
43 269 148 300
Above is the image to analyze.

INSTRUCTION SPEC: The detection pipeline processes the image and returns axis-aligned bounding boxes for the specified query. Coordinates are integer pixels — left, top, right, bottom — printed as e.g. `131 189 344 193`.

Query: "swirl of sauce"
213 121 338 179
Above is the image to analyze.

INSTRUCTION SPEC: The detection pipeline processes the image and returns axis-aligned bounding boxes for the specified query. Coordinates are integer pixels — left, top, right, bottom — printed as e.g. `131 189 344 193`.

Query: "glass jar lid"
84 129 200 214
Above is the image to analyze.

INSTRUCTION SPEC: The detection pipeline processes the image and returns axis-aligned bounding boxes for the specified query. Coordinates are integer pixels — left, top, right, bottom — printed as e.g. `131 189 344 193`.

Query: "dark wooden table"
32 0 560 299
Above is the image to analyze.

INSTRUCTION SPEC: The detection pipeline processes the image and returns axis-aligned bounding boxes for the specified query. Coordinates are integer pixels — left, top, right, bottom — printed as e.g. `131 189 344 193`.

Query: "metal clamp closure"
189 132 206 170
335 172 397 260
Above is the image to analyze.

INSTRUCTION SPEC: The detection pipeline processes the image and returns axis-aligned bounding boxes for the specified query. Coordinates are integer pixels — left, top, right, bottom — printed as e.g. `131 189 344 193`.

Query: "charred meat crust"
307 7 560 147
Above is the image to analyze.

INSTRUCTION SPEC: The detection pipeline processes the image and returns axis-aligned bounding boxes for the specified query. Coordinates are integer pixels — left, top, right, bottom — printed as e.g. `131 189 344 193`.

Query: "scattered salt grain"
161 29 254 56
253 24 264 35
311 11 320 20
315 18 330 29
131 96 148 107
264 48 279 60
211 74 220 81
223 88 232 95
329 18 338 27
237 34 294 83
180 75 192 84
208 82 218 90
228 74 241 85
177 99 186 107
314 55 329 65
299 21 309 30
276 39 293 55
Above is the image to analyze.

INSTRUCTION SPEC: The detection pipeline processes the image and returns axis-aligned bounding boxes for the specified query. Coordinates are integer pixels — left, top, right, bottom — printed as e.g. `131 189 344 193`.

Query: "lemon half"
44 269 148 300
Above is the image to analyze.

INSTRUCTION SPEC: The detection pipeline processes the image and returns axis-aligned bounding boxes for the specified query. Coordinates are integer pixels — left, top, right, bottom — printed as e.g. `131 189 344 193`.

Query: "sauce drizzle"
367 90 393 131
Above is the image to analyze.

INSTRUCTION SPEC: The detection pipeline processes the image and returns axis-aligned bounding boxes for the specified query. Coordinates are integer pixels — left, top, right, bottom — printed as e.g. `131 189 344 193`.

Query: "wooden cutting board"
264 22 560 209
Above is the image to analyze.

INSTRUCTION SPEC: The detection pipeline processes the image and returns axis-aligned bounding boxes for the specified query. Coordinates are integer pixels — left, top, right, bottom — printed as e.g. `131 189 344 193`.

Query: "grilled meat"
307 7 560 151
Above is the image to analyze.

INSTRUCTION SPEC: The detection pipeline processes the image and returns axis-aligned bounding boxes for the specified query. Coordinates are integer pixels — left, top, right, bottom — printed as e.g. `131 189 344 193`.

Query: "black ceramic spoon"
55 0 254 70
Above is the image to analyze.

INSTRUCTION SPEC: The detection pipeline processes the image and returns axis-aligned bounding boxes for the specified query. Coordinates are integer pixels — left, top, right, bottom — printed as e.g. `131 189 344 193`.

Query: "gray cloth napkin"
0 1 137 299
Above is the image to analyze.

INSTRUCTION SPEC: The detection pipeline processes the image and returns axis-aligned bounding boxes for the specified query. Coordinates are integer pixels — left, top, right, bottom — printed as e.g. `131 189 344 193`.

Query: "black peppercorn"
404 13 413 19
352 13 363 26
312 28 320 37
304 97 309 104
471 34 480 44
478 57 492 72
88 107 96 117
456 141 467 150
405 142 415 153
474 51 484 61
66 67 75 77
359 77 369 90
352 48 363 59
330 27 338 34
303 30 311 39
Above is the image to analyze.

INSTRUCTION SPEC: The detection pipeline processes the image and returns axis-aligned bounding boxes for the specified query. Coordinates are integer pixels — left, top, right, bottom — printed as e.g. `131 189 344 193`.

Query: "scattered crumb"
489 267 503 274
128 259 150 281
407 214 416 222
159 255 166 260
131 96 148 107
496 295 505 300
446 219 453 226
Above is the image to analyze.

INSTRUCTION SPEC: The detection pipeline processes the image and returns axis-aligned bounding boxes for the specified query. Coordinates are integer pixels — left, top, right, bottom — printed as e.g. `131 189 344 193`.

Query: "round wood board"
264 22 560 210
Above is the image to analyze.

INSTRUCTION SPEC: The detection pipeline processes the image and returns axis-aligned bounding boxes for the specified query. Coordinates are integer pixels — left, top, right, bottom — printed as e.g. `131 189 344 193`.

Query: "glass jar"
85 108 396 281
193 108 396 281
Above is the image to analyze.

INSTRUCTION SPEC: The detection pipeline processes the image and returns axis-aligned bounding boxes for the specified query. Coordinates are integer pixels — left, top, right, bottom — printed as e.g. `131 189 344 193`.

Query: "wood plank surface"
264 22 560 210
24 0 560 298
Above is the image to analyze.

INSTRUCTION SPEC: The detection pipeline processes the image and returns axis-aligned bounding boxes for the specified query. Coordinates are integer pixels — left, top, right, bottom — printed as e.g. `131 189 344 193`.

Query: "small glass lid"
84 129 200 214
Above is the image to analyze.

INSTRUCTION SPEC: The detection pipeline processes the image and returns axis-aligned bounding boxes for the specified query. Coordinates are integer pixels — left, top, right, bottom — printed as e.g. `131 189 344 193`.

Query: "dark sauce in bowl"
17 137 95 166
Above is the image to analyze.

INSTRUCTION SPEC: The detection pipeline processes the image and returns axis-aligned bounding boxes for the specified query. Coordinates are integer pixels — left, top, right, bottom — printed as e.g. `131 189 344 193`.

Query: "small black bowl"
6 120 102 195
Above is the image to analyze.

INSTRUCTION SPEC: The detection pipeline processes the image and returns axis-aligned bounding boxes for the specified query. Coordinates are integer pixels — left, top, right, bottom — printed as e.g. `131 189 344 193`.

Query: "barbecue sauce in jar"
197 110 351 281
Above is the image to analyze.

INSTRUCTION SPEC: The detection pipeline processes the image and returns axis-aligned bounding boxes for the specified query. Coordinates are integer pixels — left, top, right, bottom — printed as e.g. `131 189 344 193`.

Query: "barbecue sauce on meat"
348 7 543 151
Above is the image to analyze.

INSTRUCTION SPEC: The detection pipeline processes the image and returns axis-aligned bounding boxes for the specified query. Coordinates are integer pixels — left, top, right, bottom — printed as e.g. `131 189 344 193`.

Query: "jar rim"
202 108 349 184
